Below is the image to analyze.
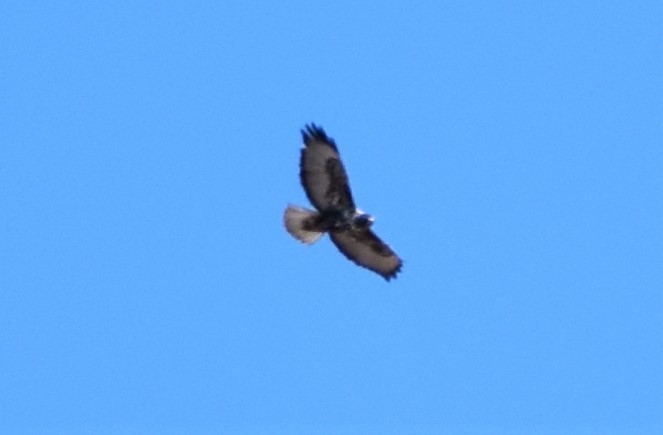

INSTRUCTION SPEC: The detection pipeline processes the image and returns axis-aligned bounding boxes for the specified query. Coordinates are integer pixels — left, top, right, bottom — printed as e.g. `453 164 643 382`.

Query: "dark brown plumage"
284 124 402 281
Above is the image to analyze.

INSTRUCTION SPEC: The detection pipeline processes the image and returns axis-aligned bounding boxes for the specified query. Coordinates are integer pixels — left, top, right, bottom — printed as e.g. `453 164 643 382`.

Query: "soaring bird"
284 124 402 281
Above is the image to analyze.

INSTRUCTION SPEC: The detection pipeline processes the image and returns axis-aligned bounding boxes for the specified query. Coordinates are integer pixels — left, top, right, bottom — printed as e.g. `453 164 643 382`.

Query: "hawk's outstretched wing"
329 228 402 281
299 124 355 211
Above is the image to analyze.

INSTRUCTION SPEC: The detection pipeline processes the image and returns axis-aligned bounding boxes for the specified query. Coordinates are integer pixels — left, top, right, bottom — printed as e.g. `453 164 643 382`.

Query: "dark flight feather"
329 229 403 281
299 124 355 211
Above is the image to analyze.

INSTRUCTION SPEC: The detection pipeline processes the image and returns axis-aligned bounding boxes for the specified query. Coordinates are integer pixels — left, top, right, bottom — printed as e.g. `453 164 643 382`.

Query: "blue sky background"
1 1 661 433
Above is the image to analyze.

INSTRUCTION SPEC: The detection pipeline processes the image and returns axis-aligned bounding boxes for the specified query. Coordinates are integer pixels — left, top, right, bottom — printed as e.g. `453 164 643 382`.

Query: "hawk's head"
353 212 375 229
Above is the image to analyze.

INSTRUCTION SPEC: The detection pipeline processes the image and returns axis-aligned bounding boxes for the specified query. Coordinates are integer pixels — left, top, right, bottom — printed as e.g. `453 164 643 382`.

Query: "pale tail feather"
284 205 324 244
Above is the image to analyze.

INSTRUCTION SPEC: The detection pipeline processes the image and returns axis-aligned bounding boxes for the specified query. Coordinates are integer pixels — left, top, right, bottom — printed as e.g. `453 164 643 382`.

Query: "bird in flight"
284 124 402 281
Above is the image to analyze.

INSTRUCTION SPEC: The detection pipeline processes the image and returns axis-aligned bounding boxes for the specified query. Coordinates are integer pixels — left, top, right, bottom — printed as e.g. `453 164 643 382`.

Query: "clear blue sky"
1 1 661 434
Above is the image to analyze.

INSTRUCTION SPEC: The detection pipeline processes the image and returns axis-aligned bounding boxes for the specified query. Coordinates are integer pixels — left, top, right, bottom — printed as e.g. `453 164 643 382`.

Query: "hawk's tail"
284 205 324 245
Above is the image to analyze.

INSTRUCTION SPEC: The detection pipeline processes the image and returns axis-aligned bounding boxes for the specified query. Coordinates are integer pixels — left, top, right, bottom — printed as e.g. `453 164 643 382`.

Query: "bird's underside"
284 124 402 281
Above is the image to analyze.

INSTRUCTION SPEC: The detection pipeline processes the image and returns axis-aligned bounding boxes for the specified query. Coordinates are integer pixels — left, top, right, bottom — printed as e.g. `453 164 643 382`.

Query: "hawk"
284 124 403 281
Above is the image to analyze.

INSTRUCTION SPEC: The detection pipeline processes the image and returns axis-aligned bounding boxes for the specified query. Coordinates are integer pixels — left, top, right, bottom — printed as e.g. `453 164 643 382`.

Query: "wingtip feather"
301 123 337 150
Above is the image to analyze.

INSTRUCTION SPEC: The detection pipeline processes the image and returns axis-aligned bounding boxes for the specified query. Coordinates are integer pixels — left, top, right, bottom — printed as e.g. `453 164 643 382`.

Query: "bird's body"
284 124 402 281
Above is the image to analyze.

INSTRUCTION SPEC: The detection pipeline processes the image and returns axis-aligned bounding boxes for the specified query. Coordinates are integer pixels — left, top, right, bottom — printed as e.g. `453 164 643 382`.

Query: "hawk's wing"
299 124 355 211
329 228 402 281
